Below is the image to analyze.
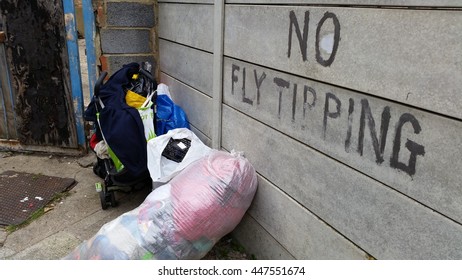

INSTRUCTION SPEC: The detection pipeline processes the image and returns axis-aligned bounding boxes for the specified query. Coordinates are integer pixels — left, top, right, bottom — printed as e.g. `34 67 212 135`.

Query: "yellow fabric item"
125 89 146 108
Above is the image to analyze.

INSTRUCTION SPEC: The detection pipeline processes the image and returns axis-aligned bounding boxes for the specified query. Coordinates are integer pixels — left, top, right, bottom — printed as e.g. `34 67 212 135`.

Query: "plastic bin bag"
147 128 212 184
155 83 190 136
63 150 258 260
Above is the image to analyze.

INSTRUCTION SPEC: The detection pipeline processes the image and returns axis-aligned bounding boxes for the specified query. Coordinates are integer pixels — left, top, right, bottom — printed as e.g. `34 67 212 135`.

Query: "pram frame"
91 69 155 209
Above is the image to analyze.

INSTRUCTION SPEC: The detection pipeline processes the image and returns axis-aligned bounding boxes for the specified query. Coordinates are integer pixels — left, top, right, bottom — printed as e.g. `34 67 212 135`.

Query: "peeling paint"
0 0 76 147
65 13 75 24
65 13 75 41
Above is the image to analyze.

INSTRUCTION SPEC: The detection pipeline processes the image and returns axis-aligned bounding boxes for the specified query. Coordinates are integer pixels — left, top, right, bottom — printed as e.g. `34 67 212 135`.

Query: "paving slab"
0 229 7 245
0 152 148 260
9 231 82 260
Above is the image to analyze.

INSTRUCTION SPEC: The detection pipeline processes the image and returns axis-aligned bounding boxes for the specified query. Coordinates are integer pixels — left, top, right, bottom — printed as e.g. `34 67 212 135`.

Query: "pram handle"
94 71 108 97
139 68 155 82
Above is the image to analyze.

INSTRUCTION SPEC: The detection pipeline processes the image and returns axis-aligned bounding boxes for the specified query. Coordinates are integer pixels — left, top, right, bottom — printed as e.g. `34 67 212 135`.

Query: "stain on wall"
0 0 76 147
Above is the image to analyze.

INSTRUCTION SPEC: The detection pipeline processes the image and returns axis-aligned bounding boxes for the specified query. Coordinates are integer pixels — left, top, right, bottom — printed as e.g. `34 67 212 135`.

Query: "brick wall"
96 0 157 77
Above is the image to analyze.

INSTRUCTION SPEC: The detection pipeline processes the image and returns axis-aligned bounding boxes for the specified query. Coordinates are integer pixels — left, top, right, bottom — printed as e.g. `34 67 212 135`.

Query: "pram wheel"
99 189 117 210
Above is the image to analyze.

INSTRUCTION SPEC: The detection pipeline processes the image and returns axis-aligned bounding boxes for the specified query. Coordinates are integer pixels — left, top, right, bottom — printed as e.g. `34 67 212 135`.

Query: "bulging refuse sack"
155 83 190 136
63 150 258 260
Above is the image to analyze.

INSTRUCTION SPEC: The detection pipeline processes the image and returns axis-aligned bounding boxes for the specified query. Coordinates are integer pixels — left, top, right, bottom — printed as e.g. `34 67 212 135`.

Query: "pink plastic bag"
171 150 258 242
64 150 257 260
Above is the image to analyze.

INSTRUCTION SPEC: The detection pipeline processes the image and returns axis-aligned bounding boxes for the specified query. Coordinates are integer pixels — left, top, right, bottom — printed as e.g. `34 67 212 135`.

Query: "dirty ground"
0 151 250 260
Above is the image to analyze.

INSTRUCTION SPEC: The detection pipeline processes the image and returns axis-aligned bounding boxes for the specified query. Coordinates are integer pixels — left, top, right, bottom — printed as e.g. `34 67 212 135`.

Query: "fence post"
212 0 225 149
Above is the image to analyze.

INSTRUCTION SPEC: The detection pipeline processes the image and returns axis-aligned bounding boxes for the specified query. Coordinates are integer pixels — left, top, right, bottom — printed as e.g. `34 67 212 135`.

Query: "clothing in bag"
63 150 258 260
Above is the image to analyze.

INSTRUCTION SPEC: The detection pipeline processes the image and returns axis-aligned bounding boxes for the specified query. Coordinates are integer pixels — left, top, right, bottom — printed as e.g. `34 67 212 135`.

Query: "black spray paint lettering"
230 63 425 176
231 64 239 95
273 77 290 119
344 98 355 152
287 10 341 67
390 113 425 176
232 64 315 122
357 99 391 164
288 10 310 61
241 67 253 105
323 92 341 139
323 92 424 175
303 86 317 119
271 79 316 122
232 64 267 106
292 84 298 121
315 12 341 67
254 69 267 105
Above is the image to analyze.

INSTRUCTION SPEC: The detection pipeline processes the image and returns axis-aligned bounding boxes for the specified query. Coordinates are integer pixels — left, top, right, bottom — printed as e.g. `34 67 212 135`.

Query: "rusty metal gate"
0 0 85 154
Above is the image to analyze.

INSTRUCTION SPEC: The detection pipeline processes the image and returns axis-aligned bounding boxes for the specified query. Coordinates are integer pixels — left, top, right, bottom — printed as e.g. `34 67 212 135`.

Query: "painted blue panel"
63 0 86 149
0 43 16 139
82 0 97 99
0 76 7 139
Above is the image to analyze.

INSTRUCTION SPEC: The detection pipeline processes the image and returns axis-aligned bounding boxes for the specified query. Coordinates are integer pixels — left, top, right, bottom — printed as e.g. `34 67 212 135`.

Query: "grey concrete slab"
160 0 213 3
101 29 152 54
189 124 212 148
233 214 295 260
0 229 7 245
248 175 368 259
160 72 213 138
159 3 213 52
225 0 462 7
9 231 81 260
221 105 462 259
223 58 462 225
159 39 213 95
0 247 15 259
66 189 150 242
224 6 462 119
105 54 156 74
107 2 155 27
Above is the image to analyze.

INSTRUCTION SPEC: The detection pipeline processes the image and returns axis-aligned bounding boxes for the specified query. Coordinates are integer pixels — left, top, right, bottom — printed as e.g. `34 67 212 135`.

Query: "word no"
288 10 341 67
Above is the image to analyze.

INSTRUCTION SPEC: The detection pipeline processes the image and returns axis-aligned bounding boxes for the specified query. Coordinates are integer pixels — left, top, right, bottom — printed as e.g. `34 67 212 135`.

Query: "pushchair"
85 63 157 209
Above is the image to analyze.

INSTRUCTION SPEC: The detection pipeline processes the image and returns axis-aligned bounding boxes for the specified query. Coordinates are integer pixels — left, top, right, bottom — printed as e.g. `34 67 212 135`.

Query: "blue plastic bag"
155 84 190 136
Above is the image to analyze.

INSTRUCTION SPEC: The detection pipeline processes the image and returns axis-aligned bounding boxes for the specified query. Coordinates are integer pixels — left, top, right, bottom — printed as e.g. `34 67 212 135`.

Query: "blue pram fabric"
84 63 149 177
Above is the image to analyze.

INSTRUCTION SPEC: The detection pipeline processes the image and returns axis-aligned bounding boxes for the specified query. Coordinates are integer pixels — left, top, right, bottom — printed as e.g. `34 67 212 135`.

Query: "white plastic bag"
138 90 156 141
147 128 211 183
157 83 172 99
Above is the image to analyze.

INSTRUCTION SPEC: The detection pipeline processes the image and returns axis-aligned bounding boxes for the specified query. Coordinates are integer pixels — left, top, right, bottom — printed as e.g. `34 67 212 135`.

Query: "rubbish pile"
64 63 258 260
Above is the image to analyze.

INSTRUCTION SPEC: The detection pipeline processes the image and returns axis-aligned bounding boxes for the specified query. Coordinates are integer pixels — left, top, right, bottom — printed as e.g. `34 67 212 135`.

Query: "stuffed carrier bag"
147 128 212 183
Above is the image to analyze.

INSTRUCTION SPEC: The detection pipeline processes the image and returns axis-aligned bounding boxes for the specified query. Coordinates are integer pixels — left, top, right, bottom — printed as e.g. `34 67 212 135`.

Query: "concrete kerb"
0 151 149 260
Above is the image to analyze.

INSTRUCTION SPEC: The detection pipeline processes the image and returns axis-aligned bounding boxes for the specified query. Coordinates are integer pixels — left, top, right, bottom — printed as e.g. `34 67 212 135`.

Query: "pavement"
0 38 109 260
0 151 151 259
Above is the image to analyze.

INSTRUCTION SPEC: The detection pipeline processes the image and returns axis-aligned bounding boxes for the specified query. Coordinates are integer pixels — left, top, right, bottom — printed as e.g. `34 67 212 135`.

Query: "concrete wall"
158 1 462 260
95 0 157 75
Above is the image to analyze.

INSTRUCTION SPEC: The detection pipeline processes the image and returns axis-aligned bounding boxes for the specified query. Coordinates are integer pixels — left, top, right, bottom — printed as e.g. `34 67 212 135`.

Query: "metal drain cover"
0 170 76 226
